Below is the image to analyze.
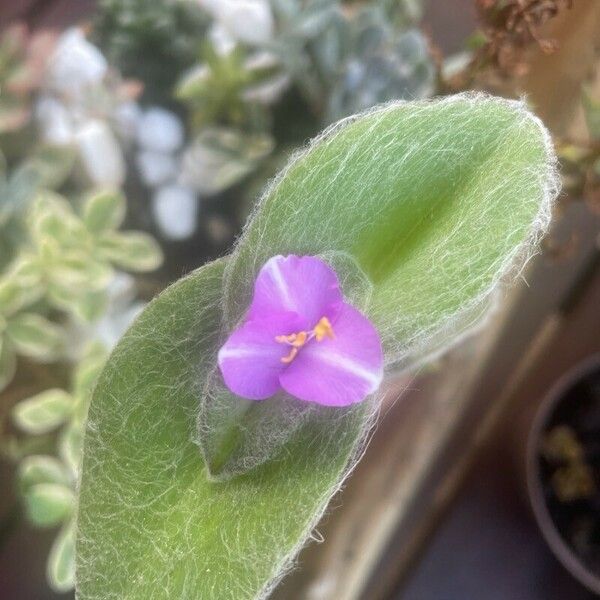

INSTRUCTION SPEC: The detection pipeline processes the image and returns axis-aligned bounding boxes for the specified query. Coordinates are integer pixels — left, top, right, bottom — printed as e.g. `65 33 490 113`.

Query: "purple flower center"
218 255 384 407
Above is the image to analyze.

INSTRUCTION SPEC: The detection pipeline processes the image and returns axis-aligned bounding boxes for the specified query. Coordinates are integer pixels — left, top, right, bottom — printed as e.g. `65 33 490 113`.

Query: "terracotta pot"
527 354 600 595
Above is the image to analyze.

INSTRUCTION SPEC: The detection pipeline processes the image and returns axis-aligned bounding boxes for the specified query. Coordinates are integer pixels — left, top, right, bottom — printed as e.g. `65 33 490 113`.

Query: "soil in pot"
538 362 600 584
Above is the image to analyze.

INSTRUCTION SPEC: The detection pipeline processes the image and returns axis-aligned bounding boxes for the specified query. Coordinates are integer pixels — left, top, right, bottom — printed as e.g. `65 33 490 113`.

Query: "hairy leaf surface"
77 260 367 599
77 95 558 599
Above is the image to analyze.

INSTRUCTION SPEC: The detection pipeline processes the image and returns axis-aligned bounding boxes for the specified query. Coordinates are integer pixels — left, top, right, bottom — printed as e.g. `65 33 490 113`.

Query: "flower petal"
279 304 383 406
248 255 343 328
218 312 302 400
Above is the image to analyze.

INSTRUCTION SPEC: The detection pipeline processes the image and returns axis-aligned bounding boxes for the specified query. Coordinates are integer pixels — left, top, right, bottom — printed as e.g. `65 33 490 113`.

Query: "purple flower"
218 255 384 406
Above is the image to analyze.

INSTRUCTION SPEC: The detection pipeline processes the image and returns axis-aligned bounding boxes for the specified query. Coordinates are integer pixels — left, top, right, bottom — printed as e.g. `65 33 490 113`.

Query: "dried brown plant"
475 0 573 75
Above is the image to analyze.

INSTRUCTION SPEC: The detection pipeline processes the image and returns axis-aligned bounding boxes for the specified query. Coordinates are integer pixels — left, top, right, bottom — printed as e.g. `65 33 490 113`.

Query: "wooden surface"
400 231 600 600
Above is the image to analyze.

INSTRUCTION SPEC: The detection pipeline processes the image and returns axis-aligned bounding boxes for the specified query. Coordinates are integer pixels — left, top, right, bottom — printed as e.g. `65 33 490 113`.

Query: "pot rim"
526 353 600 595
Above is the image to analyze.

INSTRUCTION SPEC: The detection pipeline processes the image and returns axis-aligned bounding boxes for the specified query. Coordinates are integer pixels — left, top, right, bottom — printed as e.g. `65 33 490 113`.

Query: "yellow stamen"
275 331 307 347
314 316 335 341
275 317 334 363
281 347 299 364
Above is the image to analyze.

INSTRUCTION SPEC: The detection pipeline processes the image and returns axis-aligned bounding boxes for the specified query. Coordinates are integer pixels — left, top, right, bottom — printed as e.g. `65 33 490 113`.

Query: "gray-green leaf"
97 231 163 272
47 520 76 593
12 389 74 434
0 337 16 392
82 189 126 235
18 455 72 493
6 313 63 361
24 482 74 528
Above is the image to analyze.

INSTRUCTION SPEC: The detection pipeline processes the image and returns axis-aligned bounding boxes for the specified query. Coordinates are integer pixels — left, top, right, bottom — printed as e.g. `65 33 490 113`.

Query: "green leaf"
0 161 39 225
77 260 370 599
0 258 44 316
28 192 85 246
0 337 16 392
59 422 83 477
5 313 63 361
18 455 72 493
181 128 274 196
73 342 106 398
7 253 43 290
23 482 74 528
12 389 74 434
223 95 557 367
77 95 557 599
47 521 76 593
50 253 113 292
75 289 111 323
26 144 75 189
97 231 163 272
82 189 126 234
0 277 27 317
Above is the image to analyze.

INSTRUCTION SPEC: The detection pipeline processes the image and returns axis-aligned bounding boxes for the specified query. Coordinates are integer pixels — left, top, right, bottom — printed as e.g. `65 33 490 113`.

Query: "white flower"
135 150 179 188
35 96 75 145
75 119 126 187
201 0 274 46
46 28 108 98
136 107 184 153
151 184 199 241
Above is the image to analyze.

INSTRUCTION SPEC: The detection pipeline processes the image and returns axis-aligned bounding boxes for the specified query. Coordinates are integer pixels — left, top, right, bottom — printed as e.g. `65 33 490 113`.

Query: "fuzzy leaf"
12 389 74 434
224 94 557 367
77 260 370 599
77 95 557 600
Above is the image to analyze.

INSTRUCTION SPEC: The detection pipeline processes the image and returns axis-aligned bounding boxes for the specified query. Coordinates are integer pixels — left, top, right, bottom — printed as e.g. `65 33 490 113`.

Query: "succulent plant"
321 6 435 121
13 341 107 592
180 126 274 196
176 45 282 130
94 0 209 104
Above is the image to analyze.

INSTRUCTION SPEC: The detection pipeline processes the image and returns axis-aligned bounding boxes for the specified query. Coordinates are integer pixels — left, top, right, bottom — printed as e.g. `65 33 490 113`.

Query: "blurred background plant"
0 1 437 593
0 20 162 594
